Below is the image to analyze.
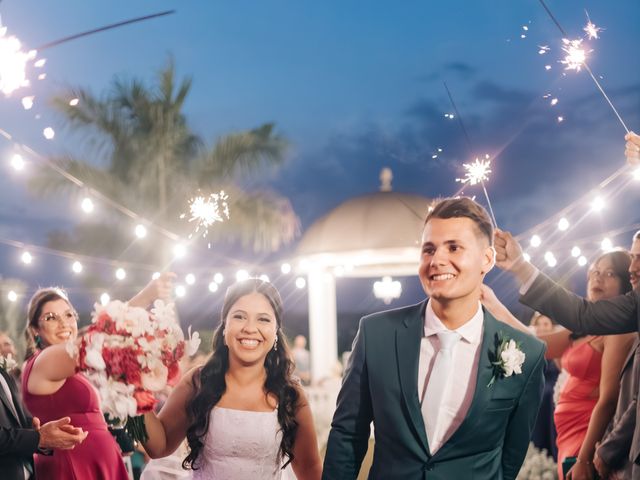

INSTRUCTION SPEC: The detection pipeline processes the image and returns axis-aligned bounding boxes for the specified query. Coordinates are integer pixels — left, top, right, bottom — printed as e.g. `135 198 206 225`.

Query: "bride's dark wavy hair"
183 278 300 470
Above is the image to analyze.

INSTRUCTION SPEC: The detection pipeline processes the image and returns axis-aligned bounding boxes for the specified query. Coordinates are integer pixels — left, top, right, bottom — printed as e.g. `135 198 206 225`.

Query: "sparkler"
180 191 230 245
538 0 630 133
444 81 498 226
583 11 602 40
456 155 498 227
560 38 589 72
0 26 37 95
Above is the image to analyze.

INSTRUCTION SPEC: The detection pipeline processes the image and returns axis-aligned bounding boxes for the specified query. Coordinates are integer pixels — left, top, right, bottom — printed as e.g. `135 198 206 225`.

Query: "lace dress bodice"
191 406 283 480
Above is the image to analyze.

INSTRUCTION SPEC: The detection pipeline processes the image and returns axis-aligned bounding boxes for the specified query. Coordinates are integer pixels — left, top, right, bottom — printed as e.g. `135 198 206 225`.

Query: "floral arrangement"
516 443 558 479
72 299 200 441
488 332 526 387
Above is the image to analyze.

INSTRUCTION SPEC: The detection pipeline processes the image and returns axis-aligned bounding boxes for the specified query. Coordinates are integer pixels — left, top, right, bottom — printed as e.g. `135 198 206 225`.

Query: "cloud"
417 61 477 83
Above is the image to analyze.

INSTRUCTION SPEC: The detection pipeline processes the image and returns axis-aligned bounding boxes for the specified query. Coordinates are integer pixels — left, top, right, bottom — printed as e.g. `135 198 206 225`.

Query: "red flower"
133 389 157 414
102 347 142 386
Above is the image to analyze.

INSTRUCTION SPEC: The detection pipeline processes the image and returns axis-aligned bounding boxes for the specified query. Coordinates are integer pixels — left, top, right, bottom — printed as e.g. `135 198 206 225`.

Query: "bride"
142 278 322 479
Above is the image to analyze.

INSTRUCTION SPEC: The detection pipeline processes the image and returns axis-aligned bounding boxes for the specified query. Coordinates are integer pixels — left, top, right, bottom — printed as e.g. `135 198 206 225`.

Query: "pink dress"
22 352 129 480
554 339 602 478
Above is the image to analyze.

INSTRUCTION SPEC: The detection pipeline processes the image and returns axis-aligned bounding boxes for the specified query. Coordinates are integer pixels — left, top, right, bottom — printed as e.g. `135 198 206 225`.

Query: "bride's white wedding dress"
191 406 286 480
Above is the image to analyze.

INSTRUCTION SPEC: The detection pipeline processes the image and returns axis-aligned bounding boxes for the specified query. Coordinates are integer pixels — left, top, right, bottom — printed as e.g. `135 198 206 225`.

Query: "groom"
323 197 546 479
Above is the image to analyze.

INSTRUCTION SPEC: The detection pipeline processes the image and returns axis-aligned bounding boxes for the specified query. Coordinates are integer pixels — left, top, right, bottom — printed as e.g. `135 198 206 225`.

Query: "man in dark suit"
595 337 640 478
323 198 546 480
494 226 640 475
0 364 88 479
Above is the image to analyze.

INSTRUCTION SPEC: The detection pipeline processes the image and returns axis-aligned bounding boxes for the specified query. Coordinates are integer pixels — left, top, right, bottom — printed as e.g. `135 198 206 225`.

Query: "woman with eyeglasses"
481 249 636 479
21 275 173 479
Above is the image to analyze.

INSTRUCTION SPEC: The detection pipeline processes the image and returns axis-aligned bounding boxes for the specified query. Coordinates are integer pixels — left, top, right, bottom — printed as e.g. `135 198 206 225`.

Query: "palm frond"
26 155 131 203
196 123 289 183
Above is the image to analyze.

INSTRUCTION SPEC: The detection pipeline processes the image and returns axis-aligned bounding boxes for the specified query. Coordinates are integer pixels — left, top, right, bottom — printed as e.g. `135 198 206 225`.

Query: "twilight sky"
0 1 639 338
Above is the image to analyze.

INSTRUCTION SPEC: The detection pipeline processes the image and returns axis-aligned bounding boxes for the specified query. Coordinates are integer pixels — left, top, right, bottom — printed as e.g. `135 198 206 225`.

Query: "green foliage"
29 59 299 263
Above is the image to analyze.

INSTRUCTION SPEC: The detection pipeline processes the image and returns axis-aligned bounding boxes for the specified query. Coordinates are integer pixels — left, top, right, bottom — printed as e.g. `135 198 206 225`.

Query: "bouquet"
72 299 200 441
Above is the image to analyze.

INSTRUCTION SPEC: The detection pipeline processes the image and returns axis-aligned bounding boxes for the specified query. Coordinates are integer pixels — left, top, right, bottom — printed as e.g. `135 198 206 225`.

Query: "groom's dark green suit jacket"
322 300 546 480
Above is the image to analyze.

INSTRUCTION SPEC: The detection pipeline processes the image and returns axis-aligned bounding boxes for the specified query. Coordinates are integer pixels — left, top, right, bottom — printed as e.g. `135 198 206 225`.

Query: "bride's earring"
222 329 227 346
273 336 278 352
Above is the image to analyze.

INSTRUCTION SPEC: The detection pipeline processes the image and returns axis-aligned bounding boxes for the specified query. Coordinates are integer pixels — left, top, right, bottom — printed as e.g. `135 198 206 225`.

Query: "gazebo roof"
295 170 432 277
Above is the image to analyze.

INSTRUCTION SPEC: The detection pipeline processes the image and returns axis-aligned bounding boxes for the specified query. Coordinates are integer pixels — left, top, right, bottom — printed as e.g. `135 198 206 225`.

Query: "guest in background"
530 313 560 461
492 237 637 479
292 334 311 386
594 336 640 479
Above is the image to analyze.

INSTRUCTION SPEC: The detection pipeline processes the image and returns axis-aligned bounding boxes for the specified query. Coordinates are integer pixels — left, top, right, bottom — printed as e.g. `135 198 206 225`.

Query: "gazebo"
294 169 432 381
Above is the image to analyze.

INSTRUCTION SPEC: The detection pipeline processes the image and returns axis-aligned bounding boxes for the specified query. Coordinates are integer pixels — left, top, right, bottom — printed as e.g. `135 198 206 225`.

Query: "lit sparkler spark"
0 27 37 95
180 191 230 240
538 45 550 55
560 38 590 72
584 21 601 40
456 155 492 186
583 12 602 40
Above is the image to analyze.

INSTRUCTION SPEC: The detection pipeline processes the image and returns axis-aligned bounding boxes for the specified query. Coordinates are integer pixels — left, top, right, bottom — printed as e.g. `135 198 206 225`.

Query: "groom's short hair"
425 197 493 245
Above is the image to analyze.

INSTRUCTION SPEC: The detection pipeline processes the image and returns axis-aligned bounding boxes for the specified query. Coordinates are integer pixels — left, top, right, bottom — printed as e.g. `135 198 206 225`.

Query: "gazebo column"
307 267 338 383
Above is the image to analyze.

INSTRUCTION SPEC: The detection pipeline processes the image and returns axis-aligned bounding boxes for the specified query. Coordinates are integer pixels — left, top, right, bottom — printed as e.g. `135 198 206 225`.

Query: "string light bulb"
236 270 249 282
10 153 24 170
21 251 32 264
530 235 542 248
280 263 291 274
134 224 147 239
81 197 94 213
558 218 570 231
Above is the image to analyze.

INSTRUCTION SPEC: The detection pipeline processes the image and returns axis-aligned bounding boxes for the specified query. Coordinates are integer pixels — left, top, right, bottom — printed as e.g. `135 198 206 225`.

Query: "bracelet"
575 458 592 465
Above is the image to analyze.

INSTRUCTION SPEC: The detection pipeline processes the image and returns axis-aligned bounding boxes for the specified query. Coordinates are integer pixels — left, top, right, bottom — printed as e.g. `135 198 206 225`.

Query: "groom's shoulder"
360 301 424 329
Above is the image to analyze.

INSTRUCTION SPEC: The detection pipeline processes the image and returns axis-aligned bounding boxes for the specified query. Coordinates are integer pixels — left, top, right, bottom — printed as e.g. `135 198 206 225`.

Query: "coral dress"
554 338 602 478
22 352 129 480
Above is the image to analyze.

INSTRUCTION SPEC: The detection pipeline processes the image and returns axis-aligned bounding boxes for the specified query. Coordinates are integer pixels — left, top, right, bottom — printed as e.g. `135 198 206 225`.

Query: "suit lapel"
0 368 22 424
437 308 497 451
395 300 430 457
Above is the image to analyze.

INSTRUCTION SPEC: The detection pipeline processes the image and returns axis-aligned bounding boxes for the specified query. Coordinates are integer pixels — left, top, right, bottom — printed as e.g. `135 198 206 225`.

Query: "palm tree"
28 60 299 264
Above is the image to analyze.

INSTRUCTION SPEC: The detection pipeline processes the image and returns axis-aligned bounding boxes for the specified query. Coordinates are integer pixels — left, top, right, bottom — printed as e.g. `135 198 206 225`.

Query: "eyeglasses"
40 311 78 324
587 270 618 280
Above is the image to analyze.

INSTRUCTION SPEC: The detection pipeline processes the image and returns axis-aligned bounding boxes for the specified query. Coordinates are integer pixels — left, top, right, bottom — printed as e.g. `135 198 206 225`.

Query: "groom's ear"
481 245 496 275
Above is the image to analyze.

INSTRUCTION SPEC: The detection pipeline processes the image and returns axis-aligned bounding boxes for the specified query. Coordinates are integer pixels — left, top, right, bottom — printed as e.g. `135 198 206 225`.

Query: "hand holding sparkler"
625 132 640 166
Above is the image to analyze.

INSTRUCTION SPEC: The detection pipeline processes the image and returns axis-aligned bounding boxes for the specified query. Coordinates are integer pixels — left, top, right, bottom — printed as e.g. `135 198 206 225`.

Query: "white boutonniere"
488 332 525 387
0 353 17 372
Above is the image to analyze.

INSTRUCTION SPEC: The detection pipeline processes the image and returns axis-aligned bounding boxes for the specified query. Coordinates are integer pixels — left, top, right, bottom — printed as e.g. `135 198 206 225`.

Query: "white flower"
141 362 168 392
500 339 526 377
83 333 106 370
105 300 128 324
187 325 201 356
0 353 17 371
151 300 177 330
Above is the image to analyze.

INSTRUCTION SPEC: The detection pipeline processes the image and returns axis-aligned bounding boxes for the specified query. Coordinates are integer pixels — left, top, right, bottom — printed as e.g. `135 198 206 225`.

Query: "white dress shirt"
418 300 484 454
